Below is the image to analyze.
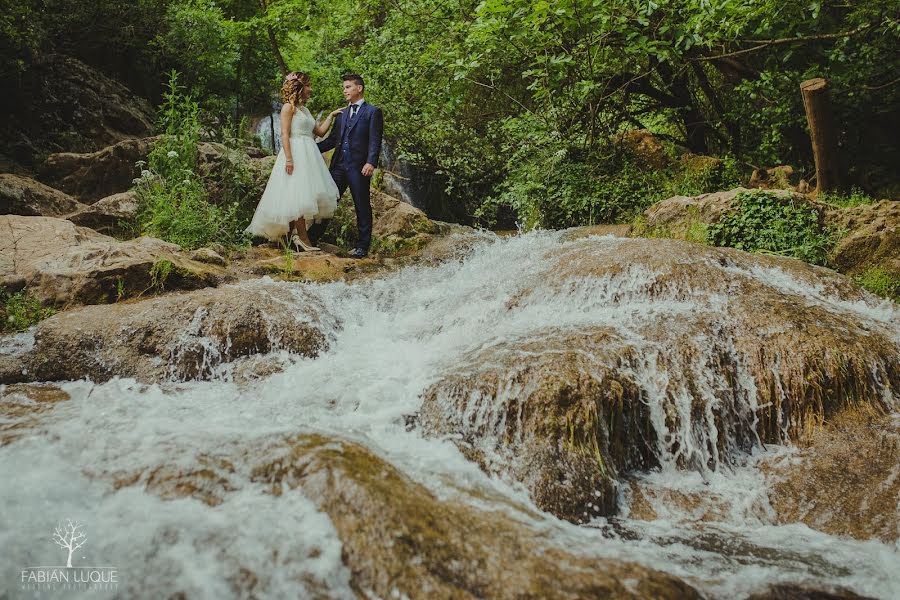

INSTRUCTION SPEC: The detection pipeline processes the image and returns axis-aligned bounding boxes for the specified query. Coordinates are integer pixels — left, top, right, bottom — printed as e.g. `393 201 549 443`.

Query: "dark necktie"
349 104 358 120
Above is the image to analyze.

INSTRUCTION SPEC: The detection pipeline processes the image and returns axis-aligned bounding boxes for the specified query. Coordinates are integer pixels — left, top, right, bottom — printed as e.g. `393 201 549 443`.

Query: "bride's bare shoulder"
280 103 295 116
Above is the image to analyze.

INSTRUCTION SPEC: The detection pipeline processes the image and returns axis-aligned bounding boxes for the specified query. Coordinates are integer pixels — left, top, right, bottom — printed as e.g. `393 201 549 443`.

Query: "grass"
149 259 175 291
819 187 877 208
1 288 56 333
854 267 900 302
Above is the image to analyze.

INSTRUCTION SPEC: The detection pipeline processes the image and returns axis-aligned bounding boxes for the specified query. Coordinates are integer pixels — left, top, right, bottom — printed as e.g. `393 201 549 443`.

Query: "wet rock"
827 200 899 281
421 329 654 521
0 383 70 446
67 190 140 236
114 432 701 598
420 237 900 522
564 224 633 240
746 583 874 600
0 174 84 217
0 215 229 306
762 405 900 544
2 282 329 384
39 137 155 203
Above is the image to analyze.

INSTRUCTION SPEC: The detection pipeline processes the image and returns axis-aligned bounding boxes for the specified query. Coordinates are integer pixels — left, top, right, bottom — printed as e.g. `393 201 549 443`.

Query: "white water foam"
2 231 898 598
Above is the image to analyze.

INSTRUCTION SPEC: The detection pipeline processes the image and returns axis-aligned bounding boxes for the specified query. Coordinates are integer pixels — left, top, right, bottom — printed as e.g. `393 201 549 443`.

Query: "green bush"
134 71 251 250
663 156 744 198
1 288 55 333
706 191 835 265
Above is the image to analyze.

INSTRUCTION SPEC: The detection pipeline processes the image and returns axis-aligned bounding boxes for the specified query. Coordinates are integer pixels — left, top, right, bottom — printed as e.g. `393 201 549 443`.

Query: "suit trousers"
308 160 372 251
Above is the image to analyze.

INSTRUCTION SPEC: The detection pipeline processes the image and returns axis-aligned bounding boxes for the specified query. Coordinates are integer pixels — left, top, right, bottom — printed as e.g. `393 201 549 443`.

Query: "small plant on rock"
706 191 836 266
1 288 55 333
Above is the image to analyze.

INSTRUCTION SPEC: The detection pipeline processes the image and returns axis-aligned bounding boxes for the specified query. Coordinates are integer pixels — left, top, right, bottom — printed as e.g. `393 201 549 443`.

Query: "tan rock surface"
0 281 329 384
0 215 228 306
0 173 84 217
40 137 155 202
67 190 140 235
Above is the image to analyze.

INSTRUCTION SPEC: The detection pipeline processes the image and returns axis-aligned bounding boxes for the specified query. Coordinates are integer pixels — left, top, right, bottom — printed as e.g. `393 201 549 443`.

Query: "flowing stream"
2 231 898 598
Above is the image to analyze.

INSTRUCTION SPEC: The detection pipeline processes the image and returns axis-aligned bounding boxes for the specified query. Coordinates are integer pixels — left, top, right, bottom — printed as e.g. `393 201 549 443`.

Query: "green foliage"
663 157 744 198
149 259 174 291
854 267 900 302
4 0 899 227
1 288 55 333
633 207 710 245
135 72 251 250
707 191 835 265
819 187 877 208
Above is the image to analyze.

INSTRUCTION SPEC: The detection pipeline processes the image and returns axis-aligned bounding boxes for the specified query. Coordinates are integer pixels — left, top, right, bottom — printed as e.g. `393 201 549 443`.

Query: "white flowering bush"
135 71 249 250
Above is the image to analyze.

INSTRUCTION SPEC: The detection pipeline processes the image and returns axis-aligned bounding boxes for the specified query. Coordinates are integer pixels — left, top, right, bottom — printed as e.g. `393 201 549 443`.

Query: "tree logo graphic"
52 519 87 568
20 519 119 591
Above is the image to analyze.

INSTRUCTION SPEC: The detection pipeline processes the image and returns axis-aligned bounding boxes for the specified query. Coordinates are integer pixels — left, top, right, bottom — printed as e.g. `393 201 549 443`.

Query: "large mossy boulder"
89 432 700 598
0 215 229 306
827 199 900 296
419 237 900 523
0 281 329 384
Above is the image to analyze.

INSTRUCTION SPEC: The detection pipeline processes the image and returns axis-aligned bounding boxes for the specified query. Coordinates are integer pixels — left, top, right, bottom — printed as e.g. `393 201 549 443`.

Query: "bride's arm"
314 107 345 138
281 103 295 174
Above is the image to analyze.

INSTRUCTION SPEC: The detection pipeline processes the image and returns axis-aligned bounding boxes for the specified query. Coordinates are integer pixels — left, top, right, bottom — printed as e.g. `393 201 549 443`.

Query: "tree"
52 520 87 568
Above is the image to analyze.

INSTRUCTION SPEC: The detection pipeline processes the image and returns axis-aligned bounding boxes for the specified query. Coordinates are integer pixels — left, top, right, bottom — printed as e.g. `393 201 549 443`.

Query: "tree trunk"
259 0 289 77
800 78 844 194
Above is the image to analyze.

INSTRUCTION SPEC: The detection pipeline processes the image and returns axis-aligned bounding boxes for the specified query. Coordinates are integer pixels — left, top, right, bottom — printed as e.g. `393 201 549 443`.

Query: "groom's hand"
361 163 375 177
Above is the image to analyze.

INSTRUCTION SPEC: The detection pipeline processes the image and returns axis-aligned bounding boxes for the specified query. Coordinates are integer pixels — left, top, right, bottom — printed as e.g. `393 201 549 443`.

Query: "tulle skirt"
245 136 339 241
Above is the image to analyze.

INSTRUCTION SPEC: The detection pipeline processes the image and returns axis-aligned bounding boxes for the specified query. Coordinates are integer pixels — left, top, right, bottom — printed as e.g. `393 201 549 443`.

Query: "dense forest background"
2 0 899 227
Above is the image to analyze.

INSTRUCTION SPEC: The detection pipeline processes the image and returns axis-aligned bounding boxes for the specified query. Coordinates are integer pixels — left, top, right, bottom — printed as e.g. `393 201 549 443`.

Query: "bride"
245 72 343 251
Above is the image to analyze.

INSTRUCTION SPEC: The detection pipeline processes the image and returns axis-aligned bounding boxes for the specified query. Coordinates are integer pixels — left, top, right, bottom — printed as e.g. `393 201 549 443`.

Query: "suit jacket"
317 101 383 170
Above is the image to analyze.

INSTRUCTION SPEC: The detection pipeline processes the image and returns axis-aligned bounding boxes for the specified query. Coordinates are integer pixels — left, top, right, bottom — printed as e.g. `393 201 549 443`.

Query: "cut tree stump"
800 78 845 194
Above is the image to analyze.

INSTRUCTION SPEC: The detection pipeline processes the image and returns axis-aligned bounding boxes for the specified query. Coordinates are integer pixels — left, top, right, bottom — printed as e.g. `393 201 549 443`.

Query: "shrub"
1 288 55 333
134 71 251 250
706 191 835 266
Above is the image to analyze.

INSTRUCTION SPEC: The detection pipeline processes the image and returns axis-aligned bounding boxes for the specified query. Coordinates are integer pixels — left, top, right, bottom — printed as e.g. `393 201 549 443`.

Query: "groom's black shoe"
349 247 367 259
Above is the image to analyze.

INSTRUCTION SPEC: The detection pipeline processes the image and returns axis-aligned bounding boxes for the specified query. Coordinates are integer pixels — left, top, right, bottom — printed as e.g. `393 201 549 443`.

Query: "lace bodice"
289 106 316 139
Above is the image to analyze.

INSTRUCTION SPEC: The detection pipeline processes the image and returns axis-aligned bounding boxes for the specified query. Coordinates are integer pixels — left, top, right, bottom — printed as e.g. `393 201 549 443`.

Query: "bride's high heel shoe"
291 232 320 252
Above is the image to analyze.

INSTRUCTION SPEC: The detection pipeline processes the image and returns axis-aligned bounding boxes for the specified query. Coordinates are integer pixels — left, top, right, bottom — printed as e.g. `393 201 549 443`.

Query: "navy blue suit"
313 101 383 250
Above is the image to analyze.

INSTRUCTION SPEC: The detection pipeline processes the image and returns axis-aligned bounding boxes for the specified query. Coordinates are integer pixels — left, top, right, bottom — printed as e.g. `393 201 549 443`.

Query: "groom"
311 73 383 258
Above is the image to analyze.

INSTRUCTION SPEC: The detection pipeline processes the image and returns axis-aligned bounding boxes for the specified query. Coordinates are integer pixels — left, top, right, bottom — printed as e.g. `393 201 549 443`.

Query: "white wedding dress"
245 106 339 240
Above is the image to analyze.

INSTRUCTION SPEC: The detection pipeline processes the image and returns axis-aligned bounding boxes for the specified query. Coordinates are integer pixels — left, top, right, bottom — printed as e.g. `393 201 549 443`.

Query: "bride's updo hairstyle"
281 71 311 107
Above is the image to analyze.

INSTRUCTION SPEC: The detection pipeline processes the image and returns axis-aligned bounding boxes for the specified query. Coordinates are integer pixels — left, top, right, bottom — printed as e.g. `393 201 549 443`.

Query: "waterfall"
2 231 898 598
255 109 282 154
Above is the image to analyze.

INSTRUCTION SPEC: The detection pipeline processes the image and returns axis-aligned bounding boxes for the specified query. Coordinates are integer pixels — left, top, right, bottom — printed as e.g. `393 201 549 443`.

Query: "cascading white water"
255 111 282 154
2 231 898 598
